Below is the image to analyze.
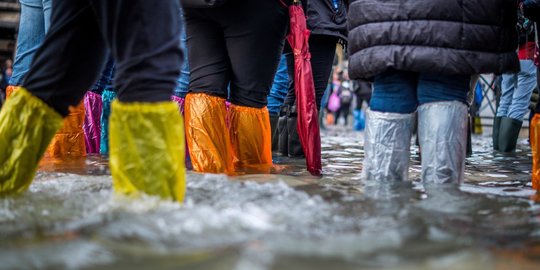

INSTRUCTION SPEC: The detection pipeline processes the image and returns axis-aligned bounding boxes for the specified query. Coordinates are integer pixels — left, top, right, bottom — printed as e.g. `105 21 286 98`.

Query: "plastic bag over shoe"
44 101 86 158
109 101 186 202
83 91 103 154
362 109 414 181
228 104 273 174
0 87 63 195
185 93 233 174
418 101 467 184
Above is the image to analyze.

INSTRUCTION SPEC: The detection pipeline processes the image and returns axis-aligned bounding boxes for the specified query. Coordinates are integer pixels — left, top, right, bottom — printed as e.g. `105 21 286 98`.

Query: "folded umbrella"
287 0 322 176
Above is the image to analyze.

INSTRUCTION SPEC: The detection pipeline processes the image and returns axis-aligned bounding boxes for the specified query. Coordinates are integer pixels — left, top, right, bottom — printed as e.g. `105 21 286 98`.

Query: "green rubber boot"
492 116 502 151
498 117 523 153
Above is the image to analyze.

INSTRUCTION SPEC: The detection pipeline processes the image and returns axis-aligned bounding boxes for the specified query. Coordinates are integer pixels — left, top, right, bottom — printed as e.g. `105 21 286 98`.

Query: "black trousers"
22 0 183 116
284 35 338 109
184 0 289 108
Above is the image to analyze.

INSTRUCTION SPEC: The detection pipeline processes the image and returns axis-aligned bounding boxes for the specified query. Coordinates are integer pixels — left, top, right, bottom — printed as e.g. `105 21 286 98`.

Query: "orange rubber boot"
228 104 272 174
185 93 233 174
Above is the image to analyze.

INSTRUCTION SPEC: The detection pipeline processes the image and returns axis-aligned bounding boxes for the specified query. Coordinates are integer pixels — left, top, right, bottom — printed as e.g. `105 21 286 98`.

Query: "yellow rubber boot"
0 87 63 195
531 114 540 191
185 93 233 174
44 102 86 158
109 100 186 202
228 104 272 174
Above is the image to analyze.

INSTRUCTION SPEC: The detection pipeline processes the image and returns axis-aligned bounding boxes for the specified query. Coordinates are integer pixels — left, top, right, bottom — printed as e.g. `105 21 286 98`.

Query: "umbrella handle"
293 0 301 4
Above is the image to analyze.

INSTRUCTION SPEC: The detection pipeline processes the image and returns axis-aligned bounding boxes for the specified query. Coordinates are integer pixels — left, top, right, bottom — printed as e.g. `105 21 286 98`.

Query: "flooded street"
1 129 539 270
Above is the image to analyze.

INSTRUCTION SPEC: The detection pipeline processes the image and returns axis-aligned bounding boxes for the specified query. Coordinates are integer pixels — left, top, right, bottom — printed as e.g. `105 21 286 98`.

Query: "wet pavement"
1 128 539 270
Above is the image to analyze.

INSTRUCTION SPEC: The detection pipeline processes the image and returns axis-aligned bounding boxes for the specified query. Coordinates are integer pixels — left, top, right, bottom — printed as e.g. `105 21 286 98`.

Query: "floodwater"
1 128 539 270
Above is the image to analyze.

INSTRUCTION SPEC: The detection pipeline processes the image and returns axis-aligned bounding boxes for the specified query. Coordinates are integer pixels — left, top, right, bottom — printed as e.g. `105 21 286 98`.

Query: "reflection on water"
1 129 539 270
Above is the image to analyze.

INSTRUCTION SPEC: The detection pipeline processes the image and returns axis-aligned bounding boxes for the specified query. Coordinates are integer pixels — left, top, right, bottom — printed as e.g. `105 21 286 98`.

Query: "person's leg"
268 54 289 116
173 11 190 99
224 0 288 173
268 54 288 151
171 18 192 168
1 0 108 195
334 108 341 125
9 0 46 87
496 73 517 118
507 61 537 121
85 55 115 154
90 0 186 201
417 73 470 184
499 60 537 152
342 105 350 126
183 9 233 174
282 35 337 157
283 35 338 109
363 70 418 181
42 0 52 31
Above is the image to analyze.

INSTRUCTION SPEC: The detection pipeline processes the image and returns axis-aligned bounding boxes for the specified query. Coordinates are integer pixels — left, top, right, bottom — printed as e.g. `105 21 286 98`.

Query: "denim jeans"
174 13 190 98
370 70 470 114
497 60 537 120
9 0 52 86
267 54 288 116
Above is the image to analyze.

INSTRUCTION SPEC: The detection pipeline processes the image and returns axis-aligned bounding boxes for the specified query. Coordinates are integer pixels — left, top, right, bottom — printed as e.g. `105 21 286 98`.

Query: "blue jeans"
10 0 52 85
370 70 470 113
267 54 289 115
174 13 190 98
497 60 537 120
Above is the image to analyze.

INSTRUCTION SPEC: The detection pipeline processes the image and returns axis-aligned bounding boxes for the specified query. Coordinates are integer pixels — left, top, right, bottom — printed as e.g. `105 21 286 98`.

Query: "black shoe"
498 117 523 152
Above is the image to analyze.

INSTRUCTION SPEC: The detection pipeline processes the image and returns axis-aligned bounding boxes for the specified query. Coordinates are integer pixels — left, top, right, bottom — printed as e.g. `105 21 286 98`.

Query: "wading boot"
185 93 233 174
498 117 523 153
418 101 467 184
362 109 414 181
492 116 502 151
83 91 103 154
0 87 63 195
100 89 117 155
109 100 186 202
228 104 273 174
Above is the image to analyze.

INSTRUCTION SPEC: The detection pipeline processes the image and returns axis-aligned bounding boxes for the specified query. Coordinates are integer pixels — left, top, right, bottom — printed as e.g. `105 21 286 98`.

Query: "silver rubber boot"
362 109 414 181
418 101 468 184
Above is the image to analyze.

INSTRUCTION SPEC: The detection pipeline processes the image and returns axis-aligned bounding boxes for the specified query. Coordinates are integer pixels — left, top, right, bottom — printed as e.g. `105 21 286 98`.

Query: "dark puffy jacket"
305 0 349 41
348 0 520 79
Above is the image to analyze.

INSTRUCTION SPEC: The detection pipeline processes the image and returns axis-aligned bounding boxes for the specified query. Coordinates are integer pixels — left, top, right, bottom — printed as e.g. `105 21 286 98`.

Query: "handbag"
327 91 341 113
180 0 227 8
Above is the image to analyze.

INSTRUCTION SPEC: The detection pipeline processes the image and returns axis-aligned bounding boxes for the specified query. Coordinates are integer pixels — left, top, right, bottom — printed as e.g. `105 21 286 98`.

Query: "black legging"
184 0 289 108
284 34 338 109
23 0 183 116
